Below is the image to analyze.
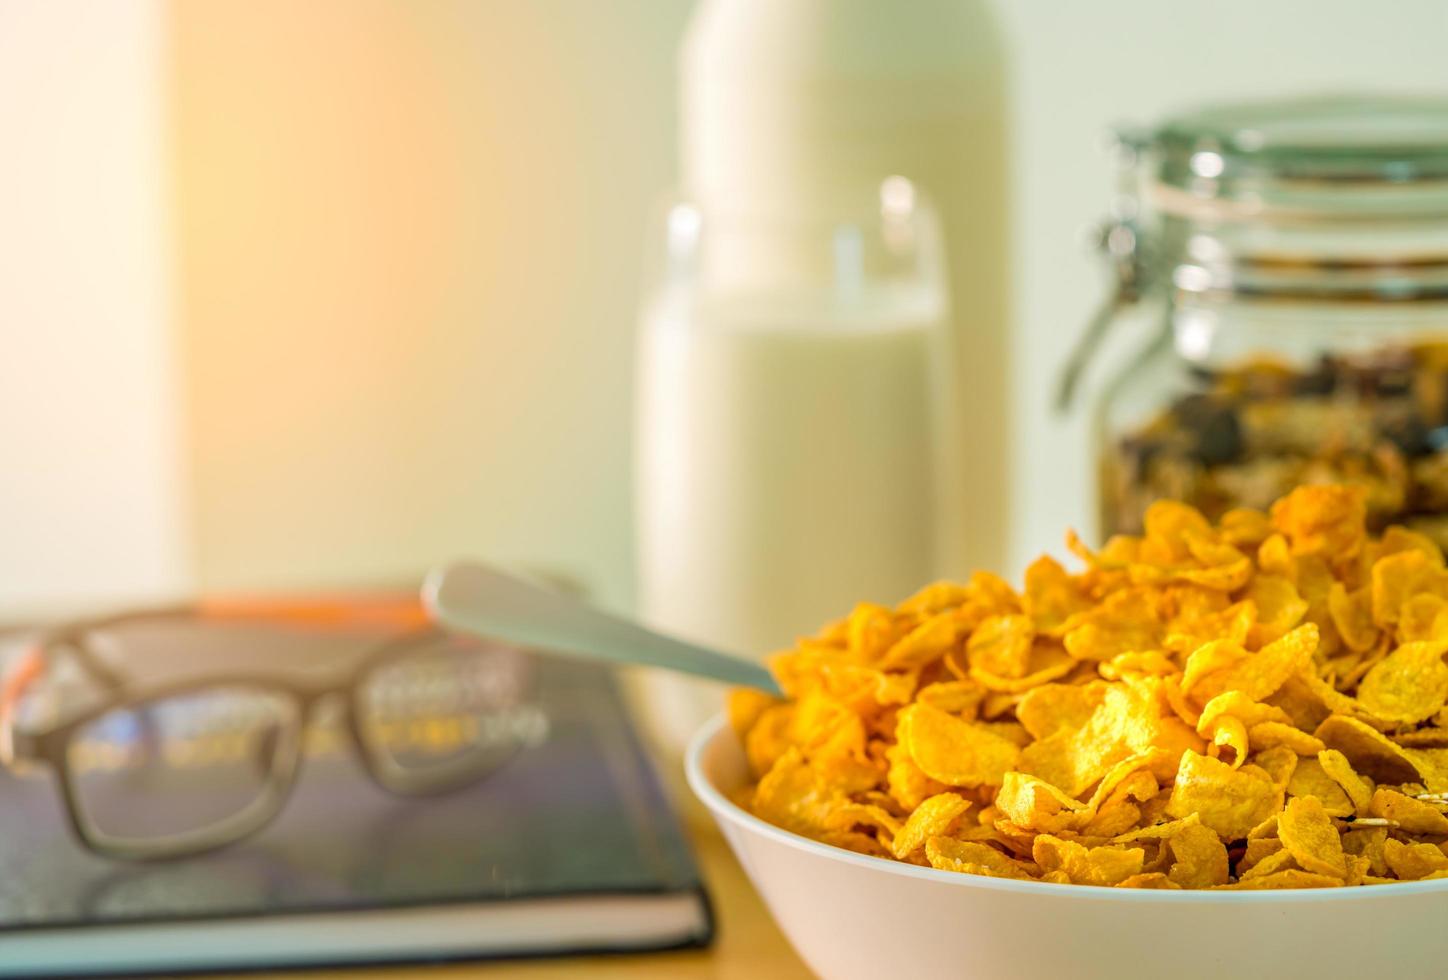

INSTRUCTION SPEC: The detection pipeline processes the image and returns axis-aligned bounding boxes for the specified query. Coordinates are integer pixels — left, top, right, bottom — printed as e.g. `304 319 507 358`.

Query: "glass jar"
633 178 951 753
1062 95 1448 546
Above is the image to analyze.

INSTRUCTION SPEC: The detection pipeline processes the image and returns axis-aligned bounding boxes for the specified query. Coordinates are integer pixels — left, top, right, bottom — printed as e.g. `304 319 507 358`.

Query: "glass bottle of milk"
634 180 950 750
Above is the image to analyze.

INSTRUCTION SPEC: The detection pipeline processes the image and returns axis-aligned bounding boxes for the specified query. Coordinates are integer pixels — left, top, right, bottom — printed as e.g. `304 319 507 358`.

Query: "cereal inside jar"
1061 96 1448 549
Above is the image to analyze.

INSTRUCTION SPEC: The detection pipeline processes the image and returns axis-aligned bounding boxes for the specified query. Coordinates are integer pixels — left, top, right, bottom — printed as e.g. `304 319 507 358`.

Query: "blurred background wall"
0 0 187 614
5 0 1448 617
172 0 692 612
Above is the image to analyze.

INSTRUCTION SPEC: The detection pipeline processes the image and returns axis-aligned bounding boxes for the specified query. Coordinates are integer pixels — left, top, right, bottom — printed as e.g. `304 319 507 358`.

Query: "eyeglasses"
0 599 540 861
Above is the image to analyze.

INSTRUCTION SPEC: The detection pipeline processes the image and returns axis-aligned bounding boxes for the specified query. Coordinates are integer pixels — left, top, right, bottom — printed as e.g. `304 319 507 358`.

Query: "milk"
635 287 946 748
635 0 1006 751
680 0 1011 580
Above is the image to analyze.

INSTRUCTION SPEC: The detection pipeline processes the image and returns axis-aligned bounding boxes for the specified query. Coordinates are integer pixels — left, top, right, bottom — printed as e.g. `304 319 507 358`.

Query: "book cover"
0 629 712 976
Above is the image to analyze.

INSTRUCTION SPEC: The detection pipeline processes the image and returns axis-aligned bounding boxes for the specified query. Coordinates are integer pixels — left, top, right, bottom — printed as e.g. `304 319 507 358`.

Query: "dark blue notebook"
0 637 712 977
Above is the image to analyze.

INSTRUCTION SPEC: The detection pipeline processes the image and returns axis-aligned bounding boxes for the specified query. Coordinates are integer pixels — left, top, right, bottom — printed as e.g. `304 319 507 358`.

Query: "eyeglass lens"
355 637 536 788
66 686 300 849
62 637 537 850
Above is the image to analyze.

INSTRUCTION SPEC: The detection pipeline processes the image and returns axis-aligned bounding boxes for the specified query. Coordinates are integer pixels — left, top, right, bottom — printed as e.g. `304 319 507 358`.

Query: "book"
0 634 712 977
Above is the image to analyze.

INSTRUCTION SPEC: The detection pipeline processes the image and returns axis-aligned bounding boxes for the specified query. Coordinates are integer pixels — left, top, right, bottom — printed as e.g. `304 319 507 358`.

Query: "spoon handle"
423 561 781 695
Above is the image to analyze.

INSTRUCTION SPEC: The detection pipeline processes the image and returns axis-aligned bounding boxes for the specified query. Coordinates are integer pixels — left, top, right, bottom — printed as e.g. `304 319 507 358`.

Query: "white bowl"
686 714 1448 980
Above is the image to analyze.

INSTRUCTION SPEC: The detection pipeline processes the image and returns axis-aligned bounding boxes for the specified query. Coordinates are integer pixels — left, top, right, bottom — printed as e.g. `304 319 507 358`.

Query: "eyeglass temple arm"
196 596 429 631
0 646 46 766
0 629 136 768
0 596 428 768
62 595 428 714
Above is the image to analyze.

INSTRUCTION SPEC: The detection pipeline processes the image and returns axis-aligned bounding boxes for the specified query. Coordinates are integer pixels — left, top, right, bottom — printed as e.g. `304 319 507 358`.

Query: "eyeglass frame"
0 601 530 861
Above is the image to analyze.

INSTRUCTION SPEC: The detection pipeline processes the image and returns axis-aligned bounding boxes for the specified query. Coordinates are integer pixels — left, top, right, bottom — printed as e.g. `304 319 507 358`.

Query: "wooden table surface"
211 801 812 980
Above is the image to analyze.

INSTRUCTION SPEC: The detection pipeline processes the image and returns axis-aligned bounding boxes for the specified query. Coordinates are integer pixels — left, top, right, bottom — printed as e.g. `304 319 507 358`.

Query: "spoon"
423 561 782 695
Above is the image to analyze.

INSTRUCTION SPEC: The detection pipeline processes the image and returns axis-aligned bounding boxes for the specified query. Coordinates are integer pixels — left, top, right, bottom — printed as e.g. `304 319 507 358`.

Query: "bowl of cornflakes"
687 486 1448 980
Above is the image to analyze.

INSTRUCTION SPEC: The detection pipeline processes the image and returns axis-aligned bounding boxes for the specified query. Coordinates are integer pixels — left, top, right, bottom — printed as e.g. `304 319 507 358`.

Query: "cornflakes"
1356 640 1448 724
1286 757 1355 817
890 792 971 860
737 485 1448 888
925 837 1035 880
1165 751 1280 840
1164 822 1230 888
1317 749 1373 814
1383 839 1448 880
1277 796 1347 878
897 703 1019 788
1367 788 1448 835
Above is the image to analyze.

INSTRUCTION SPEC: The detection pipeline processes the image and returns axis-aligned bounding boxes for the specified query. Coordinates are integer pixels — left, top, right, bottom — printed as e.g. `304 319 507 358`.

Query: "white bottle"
633 0 1010 752
680 0 1010 579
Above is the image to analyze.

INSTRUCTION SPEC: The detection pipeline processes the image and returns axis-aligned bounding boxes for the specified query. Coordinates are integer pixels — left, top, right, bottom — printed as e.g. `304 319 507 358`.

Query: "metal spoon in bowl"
423 561 781 695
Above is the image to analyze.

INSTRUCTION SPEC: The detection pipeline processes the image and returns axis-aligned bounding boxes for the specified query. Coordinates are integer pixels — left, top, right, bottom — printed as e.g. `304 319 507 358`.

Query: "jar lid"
1134 95 1448 221
1058 97 1448 412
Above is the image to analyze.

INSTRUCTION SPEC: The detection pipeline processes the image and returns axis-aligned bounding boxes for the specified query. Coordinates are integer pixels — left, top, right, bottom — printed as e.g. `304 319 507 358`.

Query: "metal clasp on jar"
1055 127 1152 412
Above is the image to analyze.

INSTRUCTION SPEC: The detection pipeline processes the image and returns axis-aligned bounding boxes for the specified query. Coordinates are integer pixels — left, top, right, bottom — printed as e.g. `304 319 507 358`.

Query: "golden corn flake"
1081 795 1147 837
896 582 971 618
1315 715 1423 786
914 680 985 717
1251 745 1300 790
1116 872 1181 889
1356 640 1448 724
1063 593 1162 662
1197 690 1291 731
1246 575 1309 640
1317 749 1373 814
728 687 777 742
1100 650 1181 680
1396 593 1448 644
845 602 906 661
1249 722 1326 756
1286 758 1355 818
995 772 1088 835
1180 641 1251 701
744 703 795 777
1383 839 1448 881
968 641 1076 694
1239 837 1284 875
891 792 971 860
751 748 848 838
898 703 1019 788
1226 869 1344 890
1205 715 1249 768
1257 534 1293 578
736 485 1448 888
885 741 947 812
1271 484 1367 561
1166 751 1281 841
1372 550 1448 629
1219 507 1273 549
1196 691 1295 767
966 614 1035 679
1406 746 1448 794
1112 812 1201 843
1328 583 1379 653
1143 499 1214 558
1032 834 1145 887
881 611 965 671
1278 796 1347 879
1367 788 1448 835
1023 555 1090 632
1183 625 1317 707
924 837 1035 880
1375 525 1445 565
1165 822 1230 888
1016 682 1106 740
1342 826 1389 875
1019 680 1196 797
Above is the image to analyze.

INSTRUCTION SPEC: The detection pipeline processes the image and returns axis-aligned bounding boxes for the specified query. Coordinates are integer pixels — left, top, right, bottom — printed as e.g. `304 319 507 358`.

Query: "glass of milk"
633 178 951 752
